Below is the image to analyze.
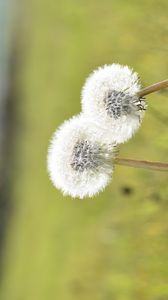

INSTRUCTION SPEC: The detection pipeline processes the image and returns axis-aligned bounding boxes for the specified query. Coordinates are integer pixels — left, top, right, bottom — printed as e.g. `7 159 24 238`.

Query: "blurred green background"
0 0 168 299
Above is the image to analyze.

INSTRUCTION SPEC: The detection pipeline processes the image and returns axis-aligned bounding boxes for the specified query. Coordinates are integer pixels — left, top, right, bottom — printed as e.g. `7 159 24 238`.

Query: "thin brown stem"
138 79 168 97
115 158 168 172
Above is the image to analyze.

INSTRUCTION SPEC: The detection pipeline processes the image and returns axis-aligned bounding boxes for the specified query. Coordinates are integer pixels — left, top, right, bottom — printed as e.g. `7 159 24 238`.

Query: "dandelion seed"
47 115 116 199
81 63 147 144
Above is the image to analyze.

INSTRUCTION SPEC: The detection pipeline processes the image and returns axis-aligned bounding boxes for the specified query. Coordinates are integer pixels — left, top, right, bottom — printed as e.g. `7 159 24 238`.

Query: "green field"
0 0 168 299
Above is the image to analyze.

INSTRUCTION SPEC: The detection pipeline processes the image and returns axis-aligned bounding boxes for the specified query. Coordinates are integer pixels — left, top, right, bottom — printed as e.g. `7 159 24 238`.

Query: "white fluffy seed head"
47 114 116 199
81 64 147 144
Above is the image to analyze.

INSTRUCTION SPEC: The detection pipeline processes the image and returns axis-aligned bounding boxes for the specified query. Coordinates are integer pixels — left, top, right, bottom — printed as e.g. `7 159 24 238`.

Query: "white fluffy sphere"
47 114 116 199
81 64 146 144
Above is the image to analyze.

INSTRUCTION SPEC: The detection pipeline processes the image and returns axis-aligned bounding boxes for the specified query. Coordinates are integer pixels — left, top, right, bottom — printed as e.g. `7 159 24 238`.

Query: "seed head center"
70 140 101 172
104 89 147 119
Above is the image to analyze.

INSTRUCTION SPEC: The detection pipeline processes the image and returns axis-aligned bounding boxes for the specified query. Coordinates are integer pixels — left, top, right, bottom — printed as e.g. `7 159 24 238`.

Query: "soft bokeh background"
0 0 168 299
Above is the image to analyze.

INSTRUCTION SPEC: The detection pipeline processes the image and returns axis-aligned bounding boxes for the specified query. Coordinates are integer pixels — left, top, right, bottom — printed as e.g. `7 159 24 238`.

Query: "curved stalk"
115 158 168 172
138 79 168 97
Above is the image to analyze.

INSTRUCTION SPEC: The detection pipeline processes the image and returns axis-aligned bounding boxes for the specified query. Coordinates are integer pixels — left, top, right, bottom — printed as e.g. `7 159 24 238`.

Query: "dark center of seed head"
70 140 101 172
104 90 135 119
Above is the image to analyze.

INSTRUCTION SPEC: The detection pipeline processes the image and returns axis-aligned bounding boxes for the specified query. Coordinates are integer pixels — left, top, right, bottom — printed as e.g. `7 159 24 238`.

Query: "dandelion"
47 115 116 199
81 63 147 144
47 65 168 199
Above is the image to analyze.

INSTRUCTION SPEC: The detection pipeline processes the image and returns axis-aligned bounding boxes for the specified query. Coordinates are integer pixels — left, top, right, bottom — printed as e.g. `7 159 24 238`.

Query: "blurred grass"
0 0 168 299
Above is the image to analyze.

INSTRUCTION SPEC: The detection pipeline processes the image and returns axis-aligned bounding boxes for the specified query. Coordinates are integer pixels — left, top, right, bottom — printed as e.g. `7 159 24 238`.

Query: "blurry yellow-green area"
0 0 168 299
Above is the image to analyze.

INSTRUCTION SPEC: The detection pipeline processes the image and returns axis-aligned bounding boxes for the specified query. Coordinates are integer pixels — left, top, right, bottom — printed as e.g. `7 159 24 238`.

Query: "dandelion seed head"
47 115 115 199
81 64 147 144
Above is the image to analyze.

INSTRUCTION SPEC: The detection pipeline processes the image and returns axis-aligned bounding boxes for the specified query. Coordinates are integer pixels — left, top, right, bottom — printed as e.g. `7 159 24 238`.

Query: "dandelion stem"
138 79 168 97
115 158 168 172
